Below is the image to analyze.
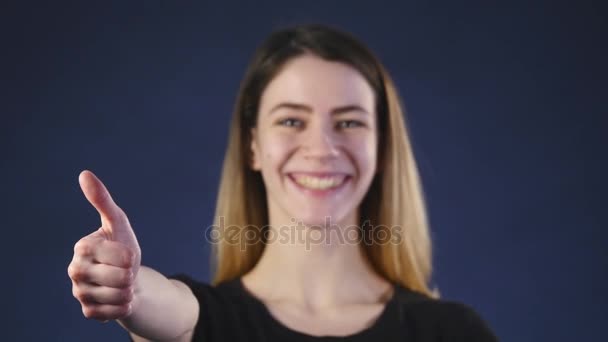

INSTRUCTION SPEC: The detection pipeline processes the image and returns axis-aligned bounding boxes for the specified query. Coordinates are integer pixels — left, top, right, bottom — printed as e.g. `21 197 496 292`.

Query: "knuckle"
72 286 81 300
113 208 129 225
122 250 134 267
76 291 92 303
67 264 85 281
116 207 128 220
121 269 134 286
67 264 76 278
73 286 91 303
81 305 96 319
117 303 131 317
71 286 79 299
74 240 93 257
122 288 134 302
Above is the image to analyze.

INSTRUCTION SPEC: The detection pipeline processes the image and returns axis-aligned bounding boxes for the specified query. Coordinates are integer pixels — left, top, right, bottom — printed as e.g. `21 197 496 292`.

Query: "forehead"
259 54 375 112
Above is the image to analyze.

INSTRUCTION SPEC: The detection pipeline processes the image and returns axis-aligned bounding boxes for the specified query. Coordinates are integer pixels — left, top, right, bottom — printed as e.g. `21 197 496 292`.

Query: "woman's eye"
337 120 364 129
278 118 303 127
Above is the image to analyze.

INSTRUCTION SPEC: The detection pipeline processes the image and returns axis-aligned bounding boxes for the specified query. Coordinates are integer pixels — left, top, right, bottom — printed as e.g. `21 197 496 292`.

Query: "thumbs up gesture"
68 170 142 321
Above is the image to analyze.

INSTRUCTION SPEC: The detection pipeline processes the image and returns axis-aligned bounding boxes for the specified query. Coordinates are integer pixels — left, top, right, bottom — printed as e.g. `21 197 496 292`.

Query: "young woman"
68 25 498 341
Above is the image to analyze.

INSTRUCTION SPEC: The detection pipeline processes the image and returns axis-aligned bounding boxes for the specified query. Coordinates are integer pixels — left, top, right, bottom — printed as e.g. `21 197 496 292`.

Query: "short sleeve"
167 273 216 342
438 302 498 341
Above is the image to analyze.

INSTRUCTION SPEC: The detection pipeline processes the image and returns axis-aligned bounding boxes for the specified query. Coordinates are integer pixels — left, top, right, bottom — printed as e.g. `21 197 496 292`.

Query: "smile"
288 173 350 190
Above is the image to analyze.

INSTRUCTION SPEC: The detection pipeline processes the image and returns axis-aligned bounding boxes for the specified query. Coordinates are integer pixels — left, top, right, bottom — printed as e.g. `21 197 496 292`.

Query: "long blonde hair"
210 25 437 298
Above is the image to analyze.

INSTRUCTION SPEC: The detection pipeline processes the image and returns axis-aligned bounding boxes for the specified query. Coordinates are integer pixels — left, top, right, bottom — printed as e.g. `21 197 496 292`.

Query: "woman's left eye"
337 120 364 129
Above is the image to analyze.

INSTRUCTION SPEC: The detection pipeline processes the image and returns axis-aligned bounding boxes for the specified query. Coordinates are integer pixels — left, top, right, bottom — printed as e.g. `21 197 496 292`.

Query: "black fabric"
163 274 498 342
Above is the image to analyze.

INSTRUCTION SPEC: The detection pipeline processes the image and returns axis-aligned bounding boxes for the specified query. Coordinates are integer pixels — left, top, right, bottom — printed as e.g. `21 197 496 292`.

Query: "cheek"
347 134 378 172
259 133 295 170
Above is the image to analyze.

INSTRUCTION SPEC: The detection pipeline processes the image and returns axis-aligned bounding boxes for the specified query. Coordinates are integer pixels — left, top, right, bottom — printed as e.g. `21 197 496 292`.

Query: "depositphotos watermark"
204 216 404 251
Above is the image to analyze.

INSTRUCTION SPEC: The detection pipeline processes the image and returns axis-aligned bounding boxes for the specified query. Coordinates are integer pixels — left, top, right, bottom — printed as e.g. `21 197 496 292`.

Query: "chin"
292 208 353 229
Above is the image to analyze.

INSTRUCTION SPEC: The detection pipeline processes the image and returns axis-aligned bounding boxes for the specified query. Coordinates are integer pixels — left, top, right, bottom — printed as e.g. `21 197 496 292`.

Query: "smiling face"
250 54 378 228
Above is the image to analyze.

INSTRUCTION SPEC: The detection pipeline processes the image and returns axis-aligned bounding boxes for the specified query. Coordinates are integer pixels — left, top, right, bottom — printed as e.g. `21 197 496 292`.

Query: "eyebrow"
268 102 369 116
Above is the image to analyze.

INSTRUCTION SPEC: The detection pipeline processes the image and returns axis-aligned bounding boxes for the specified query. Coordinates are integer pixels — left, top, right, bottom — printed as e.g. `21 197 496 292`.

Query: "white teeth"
292 175 345 190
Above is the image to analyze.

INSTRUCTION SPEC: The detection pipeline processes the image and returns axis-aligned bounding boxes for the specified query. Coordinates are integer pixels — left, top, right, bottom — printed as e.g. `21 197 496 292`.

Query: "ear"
250 127 261 171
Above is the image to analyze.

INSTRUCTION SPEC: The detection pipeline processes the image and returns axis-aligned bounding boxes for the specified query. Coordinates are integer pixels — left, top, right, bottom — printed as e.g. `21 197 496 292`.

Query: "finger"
81 302 132 321
73 282 133 305
72 263 134 288
71 235 132 268
79 170 125 227
93 240 135 268
79 171 139 247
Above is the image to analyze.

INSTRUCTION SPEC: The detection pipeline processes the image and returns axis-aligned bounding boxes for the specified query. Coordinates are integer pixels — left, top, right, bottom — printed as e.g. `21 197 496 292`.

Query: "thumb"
79 170 137 245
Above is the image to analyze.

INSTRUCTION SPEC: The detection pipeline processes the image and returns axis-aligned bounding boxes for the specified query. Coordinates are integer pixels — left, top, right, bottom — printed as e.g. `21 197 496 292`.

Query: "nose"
302 122 340 162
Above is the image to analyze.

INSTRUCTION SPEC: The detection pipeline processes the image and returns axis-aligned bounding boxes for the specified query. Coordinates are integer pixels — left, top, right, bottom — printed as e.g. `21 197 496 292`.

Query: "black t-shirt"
162 274 498 342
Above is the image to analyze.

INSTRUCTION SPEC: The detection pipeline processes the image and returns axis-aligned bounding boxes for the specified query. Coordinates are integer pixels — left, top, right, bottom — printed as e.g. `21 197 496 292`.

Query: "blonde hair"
209 25 437 298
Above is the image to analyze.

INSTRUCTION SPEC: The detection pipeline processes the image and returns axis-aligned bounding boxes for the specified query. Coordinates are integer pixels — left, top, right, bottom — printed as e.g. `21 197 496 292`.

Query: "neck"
243 212 392 310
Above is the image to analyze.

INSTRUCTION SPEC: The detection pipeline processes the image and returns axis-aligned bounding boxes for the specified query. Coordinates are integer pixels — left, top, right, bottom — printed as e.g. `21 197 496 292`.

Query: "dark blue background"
3 1 606 341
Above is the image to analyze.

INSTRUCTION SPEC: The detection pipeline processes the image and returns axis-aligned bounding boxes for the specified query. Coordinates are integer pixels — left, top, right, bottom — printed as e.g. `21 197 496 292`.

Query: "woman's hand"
68 170 142 321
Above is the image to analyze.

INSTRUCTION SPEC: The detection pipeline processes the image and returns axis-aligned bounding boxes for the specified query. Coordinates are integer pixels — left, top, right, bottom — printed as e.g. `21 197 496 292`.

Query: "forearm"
117 266 198 341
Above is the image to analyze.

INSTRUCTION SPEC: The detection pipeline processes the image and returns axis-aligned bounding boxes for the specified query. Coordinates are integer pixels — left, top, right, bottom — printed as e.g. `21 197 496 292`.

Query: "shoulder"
393 286 498 341
169 274 248 316
168 274 251 341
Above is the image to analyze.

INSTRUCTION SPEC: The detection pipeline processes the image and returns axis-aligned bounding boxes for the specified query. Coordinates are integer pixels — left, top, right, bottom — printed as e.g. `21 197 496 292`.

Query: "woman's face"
251 54 378 227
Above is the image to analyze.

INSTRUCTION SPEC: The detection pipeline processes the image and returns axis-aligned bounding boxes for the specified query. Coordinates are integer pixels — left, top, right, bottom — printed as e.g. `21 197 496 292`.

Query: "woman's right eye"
278 118 303 128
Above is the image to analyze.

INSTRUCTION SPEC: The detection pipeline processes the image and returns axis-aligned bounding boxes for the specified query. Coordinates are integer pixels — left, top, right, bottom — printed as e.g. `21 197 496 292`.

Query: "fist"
68 170 142 321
